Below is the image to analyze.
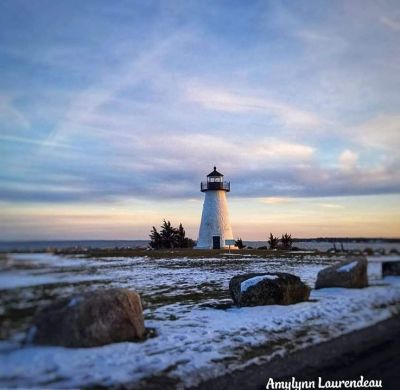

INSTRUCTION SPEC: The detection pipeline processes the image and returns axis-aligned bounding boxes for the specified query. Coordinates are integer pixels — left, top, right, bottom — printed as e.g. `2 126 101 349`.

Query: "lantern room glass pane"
208 177 223 182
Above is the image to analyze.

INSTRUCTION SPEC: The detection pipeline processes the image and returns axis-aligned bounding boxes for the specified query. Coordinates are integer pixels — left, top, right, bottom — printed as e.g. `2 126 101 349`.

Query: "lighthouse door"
212 236 221 249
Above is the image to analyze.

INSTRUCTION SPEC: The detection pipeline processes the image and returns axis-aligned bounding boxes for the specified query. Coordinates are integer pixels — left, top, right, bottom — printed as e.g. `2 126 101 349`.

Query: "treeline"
149 220 195 249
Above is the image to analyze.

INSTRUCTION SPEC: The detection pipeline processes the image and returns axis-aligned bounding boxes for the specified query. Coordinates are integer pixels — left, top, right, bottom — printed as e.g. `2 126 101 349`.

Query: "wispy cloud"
350 114 400 150
380 16 400 31
186 84 322 128
261 197 294 205
0 95 30 129
45 31 193 148
318 203 344 209
0 134 74 149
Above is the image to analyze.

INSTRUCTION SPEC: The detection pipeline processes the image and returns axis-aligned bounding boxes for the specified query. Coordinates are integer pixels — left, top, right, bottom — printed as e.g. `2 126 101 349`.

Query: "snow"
0 253 399 389
0 271 108 290
367 255 400 263
240 275 277 292
337 261 358 273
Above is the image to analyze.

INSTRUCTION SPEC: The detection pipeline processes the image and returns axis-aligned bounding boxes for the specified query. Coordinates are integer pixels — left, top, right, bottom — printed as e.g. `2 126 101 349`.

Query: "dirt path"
194 315 400 390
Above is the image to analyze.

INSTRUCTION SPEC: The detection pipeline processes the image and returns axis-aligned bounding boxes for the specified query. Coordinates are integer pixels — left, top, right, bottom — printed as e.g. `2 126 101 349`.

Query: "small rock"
315 257 368 289
29 288 145 347
229 272 311 307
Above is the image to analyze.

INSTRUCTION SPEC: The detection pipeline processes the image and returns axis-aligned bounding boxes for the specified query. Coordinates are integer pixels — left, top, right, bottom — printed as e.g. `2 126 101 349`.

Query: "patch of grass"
199 300 233 310
52 247 329 260
142 287 230 308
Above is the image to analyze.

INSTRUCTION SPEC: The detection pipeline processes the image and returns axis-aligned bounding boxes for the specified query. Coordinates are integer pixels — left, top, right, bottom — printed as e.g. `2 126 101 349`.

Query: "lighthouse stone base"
196 190 234 249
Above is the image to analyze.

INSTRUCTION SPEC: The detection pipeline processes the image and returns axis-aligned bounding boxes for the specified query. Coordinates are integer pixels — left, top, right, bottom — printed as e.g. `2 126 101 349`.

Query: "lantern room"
200 166 230 192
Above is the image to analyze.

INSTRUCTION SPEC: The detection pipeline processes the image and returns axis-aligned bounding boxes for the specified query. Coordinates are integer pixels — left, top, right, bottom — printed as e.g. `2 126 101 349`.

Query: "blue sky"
1 0 399 240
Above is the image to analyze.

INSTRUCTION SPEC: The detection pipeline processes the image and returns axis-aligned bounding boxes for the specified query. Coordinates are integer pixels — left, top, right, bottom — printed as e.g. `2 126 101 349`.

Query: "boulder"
315 257 368 289
229 272 311 307
29 288 145 347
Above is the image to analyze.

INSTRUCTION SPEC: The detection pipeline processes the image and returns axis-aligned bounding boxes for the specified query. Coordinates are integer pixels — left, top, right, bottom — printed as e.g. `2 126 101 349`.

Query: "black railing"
201 181 230 192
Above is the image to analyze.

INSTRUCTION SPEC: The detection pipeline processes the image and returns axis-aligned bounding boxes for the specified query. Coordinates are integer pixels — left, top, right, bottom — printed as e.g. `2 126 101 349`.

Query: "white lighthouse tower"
196 167 235 249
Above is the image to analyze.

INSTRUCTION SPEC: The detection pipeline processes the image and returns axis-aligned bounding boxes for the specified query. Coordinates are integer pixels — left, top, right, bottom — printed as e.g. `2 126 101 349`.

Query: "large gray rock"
229 272 311 307
315 258 368 289
29 288 145 347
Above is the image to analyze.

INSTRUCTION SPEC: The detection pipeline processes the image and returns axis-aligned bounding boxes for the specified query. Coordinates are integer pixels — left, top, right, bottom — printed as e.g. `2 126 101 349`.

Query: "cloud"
261 197 294 205
131 133 316 165
318 203 344 209
0 95 30 129
380 16 400 31
350 114 400 150
0 134 75 150
338 149 358 171
2 137 398 204
1 0 400 209
44 31 192 148
185 84 322 128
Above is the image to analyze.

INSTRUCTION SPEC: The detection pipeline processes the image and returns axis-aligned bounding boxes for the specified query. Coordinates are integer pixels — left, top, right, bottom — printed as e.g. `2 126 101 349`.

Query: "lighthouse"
196 167 235 249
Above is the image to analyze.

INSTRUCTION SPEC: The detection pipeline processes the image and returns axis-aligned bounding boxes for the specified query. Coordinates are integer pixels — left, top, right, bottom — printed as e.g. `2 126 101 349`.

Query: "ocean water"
0 240 149 251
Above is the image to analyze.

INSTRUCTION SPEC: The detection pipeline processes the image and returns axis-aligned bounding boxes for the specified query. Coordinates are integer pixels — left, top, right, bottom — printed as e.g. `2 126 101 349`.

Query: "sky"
1 0 400 240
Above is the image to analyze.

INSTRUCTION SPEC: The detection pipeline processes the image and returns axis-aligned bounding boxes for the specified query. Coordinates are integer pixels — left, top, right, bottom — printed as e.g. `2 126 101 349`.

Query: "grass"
142 283 230 308
51 247 330 259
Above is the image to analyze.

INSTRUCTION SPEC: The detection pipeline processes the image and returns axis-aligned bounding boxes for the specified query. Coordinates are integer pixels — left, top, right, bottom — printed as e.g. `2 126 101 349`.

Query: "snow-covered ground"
0 253 399 389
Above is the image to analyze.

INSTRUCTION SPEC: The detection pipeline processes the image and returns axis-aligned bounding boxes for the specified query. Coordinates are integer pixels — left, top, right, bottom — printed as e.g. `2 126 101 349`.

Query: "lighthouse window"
208 177 222 182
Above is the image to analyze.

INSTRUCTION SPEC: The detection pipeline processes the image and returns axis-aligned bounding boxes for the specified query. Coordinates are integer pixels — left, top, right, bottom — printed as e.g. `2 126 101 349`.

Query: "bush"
235 238 246 249
149 220 195 250
268 233 279 250
149 227 162 249
281 233 293 250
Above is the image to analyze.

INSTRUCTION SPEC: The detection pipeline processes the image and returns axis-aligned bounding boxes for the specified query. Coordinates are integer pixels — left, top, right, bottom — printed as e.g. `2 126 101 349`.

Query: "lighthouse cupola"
196 166 235 249
201 166 230 192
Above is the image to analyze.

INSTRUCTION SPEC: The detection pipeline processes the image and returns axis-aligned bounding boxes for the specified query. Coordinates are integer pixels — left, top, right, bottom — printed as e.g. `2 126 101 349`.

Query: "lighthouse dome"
207 166 224 177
